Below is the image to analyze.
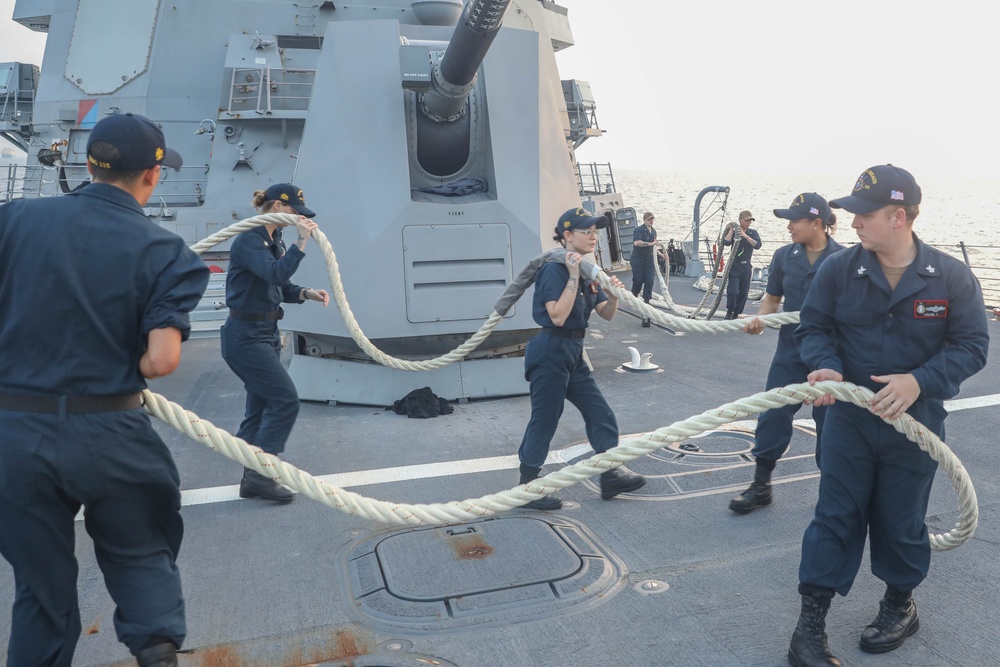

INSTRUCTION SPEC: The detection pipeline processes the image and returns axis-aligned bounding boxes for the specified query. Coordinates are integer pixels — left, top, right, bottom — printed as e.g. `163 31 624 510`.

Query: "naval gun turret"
4 0 600 406
411 0 508 175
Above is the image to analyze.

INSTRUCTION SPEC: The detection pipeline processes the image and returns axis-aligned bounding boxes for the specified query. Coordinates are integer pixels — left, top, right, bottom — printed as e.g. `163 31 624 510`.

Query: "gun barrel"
420 0 511 122
439 0 510 87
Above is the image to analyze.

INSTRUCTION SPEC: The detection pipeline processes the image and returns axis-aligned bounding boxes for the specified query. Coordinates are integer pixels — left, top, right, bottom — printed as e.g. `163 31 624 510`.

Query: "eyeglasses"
573 229 599 237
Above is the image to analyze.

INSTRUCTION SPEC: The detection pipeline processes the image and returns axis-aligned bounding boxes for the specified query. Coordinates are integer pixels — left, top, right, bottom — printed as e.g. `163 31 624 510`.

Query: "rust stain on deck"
450 535 494 560
170 626 373 667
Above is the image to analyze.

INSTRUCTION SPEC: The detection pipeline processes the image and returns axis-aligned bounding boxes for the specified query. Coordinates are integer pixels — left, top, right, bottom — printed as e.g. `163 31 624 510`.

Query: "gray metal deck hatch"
377 518 580 600
339 516 626 633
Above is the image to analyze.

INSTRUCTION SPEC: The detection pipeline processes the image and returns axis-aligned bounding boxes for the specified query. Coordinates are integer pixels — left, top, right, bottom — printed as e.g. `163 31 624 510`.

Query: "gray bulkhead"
9 0 587 405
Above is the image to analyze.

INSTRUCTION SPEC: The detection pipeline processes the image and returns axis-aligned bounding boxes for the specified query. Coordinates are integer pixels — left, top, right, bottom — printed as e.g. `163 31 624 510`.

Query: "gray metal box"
400 44 432 90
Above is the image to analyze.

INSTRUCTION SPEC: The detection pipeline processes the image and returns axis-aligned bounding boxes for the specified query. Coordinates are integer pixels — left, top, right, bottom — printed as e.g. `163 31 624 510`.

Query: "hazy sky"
0 0 42 63
556 0 997 180
2 0 996 181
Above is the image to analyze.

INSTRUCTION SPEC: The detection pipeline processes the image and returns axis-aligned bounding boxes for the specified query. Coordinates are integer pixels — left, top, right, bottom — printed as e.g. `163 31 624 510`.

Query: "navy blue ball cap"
829 164 922 214
86 113 183 172
264 182 316 218
774 192 832 223
555 207 609 236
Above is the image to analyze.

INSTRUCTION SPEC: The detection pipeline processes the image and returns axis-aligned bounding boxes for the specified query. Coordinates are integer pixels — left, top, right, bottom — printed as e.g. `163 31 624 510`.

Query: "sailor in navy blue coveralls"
515 208 646 510
630 212 658 325
221 184 329 504
721 210 762 319
729 193 843 515
0 114 209 666
786 166 989 666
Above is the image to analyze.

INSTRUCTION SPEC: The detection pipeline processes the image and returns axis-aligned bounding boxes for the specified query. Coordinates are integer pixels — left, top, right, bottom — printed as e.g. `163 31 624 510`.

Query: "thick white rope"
602 268 799 332
650 247 769 324
143 381 976 549
170 215 977 549
651 244 701 318
193 213 504 371
197 214 797 352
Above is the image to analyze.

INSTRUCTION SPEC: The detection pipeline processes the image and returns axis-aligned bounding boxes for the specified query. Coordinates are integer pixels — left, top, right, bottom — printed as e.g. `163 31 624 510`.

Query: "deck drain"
338 515 626 634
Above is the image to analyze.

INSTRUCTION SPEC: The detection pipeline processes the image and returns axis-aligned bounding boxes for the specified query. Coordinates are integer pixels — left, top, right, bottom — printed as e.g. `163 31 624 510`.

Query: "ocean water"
614 169 1000 306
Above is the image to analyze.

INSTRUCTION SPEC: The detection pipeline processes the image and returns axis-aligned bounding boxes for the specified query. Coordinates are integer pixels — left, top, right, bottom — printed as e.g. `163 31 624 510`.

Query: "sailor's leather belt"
229 308 284 322
548 328 586 339
0 392 143 414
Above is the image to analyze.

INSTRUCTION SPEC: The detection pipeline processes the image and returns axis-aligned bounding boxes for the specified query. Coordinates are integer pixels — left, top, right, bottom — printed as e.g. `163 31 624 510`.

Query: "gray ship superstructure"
1 0 616 406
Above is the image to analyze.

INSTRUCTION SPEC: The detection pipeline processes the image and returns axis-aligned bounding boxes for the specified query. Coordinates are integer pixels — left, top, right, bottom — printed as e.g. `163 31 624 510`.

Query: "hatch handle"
445 527 477 537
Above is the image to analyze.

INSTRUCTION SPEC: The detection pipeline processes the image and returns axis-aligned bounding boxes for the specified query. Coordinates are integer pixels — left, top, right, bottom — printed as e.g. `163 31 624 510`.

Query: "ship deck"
2 275 998 667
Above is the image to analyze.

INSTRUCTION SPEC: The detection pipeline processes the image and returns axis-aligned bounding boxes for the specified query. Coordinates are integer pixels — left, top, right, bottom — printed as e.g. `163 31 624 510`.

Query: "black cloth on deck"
389 387 454 419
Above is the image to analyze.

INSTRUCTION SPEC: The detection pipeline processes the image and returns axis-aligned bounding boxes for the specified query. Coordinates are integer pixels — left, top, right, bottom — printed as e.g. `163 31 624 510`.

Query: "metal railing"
226 67 315 115
692 240 1000 309
577 162 616 196
1 64 35 152
1 163 208 206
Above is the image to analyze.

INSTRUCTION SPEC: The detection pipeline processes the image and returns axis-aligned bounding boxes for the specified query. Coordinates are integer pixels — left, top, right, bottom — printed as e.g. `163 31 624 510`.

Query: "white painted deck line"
945 393 1000 411
72 392 999 519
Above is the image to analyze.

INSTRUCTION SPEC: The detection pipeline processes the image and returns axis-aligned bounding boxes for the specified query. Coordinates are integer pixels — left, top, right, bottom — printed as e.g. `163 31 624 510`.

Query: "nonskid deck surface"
2 276 998 667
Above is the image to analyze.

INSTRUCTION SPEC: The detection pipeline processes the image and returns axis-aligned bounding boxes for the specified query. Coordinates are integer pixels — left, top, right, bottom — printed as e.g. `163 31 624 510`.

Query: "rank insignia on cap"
855 169 877 191
155 147 164 161
563 221 571 228
280 193 289 200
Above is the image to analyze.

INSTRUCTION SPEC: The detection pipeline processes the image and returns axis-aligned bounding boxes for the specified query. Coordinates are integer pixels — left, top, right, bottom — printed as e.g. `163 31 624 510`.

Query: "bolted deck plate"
338 516 626 634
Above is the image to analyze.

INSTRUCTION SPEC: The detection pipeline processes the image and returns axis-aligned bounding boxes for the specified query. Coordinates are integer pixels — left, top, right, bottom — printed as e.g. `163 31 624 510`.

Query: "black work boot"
518 463 562 510
600 468 646 500
859 586 919 653
135 640 178 667
641 318 651 327
724 310 736 320
239 468 295 503
788 594 842 666
729 459 774 514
